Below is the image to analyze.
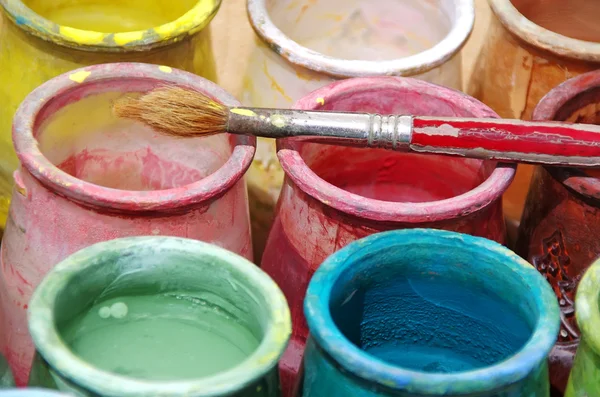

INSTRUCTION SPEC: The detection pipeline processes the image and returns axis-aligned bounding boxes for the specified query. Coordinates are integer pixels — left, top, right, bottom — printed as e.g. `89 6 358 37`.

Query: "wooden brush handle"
411 116 600 167
228 108 600 167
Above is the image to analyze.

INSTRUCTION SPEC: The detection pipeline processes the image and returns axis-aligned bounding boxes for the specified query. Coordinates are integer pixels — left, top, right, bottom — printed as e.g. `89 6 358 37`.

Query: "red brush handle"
410 117 600 167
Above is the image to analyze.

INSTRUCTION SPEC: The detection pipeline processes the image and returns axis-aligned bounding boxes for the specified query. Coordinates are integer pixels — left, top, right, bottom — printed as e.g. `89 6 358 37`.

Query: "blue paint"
303 229 560 396
332 277 532 374
14 16 29 26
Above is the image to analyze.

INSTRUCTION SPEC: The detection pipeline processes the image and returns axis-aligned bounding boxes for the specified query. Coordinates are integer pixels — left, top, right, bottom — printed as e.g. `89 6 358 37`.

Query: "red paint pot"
0 63 255 386
516 70 600 396
260 76 516 397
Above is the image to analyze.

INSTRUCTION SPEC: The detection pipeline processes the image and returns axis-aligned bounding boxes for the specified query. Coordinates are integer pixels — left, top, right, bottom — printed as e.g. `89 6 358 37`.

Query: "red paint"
412 117 600 158
516 69 600 396
260 76 516 397
0 63 256 385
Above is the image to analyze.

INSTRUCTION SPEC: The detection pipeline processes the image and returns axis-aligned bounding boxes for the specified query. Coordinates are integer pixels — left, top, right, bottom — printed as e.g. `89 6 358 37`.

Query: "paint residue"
61 293 260 380
231 108 258 117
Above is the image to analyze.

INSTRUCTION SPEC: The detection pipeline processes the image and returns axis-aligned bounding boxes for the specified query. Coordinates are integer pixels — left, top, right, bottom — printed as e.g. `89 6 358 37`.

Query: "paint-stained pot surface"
0 0 221 234
0 63 255 386
260 76 516 397
303 229 560 396
517 69 600 395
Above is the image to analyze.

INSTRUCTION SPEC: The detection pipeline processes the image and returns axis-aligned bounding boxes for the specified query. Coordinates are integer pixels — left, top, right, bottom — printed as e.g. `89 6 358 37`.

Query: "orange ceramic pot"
469 0 600 243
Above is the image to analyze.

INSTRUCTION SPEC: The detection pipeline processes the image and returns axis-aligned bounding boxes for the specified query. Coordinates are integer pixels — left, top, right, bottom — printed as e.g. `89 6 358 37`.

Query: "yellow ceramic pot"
0 0 221 232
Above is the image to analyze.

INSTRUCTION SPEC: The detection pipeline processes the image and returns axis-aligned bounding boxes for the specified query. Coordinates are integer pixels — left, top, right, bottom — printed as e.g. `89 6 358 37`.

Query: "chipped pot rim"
0 0 221 51
305 229 560 395
246 0 474 78
12 62 256 213
533 70 600 198
28 236 292 397
277 77 516 223
489 0 600 63
574 257 600 356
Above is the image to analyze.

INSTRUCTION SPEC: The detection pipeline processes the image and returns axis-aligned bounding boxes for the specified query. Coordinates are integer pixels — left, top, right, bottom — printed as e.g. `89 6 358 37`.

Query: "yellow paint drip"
69 70 92 84
231 108 257 117
158 65 173 73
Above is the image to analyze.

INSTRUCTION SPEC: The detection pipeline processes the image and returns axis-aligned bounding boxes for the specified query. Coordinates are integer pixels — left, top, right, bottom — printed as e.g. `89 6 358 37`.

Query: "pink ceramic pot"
0 63 255 385
260 76 516 397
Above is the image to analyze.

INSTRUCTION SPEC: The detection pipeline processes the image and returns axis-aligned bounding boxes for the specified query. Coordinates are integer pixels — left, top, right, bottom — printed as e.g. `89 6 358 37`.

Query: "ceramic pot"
565 258 600 396
0 0 221 234
0 63 255 386
515 70 600 395
468 0 600 241
242 0 475 260
260 76 516 396
303 229 560 396
27 236 291 396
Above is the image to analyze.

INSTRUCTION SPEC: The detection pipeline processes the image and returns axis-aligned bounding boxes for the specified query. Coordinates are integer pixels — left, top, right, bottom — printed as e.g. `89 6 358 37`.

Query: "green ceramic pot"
27 236 291 396
565 258 600 396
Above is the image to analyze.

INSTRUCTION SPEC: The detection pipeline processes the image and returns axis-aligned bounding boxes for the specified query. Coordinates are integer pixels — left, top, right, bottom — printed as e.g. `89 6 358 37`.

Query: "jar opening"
511 0 600 43
36 85 231 191
282 79 513 220
22 0 200 33
269 0 452 61
28 237 290 395
328 239 535 374
54 249 265 381
12 63 255 213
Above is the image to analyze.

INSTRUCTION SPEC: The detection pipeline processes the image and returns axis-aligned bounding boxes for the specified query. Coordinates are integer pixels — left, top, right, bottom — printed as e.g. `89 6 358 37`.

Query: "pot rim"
304 228 560 395
575 257 600 355
12 62 256 213
277 77 516 223
533 70 600 199
489 0 600 63
28 236 292 397
0 0 221 52
246 0 474 78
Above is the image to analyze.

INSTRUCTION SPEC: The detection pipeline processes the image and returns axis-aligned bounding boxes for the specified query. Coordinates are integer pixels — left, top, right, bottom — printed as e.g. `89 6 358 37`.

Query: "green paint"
27 237 291 396
60 293 260 381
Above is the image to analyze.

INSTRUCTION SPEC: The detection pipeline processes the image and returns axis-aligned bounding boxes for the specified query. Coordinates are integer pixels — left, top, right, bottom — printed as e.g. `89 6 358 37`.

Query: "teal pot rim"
247 0 474 78
28 236 292 397
304 228 560 395
0 0 222 52
575 258 600 355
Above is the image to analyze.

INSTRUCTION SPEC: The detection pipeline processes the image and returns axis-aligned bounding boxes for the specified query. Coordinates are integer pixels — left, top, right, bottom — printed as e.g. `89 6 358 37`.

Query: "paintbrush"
113 86 600 168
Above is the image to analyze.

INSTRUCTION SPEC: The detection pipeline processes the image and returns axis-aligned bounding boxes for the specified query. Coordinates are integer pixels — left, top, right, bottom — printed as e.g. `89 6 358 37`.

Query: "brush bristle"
112 86 229 138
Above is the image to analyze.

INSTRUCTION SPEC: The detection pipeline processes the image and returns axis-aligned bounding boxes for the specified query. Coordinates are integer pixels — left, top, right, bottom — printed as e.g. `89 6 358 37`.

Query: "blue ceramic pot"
303 229 560 396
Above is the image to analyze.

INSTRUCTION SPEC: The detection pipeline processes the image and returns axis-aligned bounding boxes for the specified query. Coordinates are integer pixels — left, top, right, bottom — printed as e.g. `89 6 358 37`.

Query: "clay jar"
243 0 475 260
0 63 255 385
565 257 600 396
468 0 600 240
27 237 291 396
260 76 516 396
303 229 560 396
516 70 600 395
0 0 221 233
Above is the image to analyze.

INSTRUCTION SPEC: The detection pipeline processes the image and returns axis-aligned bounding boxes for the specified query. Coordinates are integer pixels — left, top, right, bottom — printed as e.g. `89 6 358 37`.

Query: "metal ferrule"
227 108 413 149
